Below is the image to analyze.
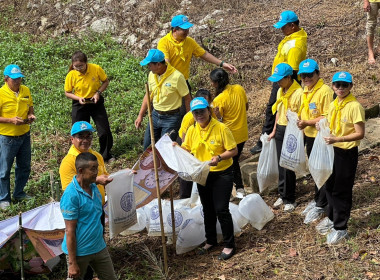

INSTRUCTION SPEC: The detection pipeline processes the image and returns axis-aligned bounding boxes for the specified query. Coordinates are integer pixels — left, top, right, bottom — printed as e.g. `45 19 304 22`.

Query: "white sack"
309 118 334 189
279 110 308 175
257 133 279 192
238 194 274 230
155 134 210 185
106 169 137 239
176 219 206 254
119 208 147 236
229 202 249 229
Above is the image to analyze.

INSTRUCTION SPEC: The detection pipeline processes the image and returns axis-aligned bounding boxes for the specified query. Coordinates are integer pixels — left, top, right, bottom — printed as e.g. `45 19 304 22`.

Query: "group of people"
0 9 367 279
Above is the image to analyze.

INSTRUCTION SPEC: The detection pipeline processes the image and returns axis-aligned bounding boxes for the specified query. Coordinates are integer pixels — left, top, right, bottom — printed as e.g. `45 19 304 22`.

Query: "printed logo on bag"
303 62 310 68
181 219 191 229
167 210 183 228
286 134 297 153
150 205 160 220
120 192 134 212
338 72 346 79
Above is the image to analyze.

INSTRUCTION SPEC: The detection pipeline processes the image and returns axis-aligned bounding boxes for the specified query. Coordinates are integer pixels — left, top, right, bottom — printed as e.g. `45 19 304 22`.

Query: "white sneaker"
235 188 246 199
0 201 10 210
273 197 283 208
301 200 317 216
283 202 297 212
326 229 348 244
316 217 334 235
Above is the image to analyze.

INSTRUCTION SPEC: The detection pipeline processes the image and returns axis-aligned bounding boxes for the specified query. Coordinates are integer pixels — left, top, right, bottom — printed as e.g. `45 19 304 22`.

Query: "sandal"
197 244 215 255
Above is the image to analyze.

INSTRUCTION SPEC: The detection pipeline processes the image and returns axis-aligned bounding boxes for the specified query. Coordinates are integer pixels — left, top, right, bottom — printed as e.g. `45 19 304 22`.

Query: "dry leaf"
369 155 379 161
289 248 297 257
371 258 380 265
366 272 374 279
352 252 359 260
361 252 368 261
216 275 226 280
370 176 376 183
256 247 266 253
199 263 208 267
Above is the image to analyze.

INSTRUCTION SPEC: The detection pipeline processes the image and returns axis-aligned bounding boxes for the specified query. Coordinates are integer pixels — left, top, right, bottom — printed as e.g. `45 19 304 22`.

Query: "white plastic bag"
309 118 334 189
176 219 206 254
257 133 279 192
155 134 210 185
106 169 137 239
119 208 147 236
229 202 248 229
238 194 274 230
279 110 308 175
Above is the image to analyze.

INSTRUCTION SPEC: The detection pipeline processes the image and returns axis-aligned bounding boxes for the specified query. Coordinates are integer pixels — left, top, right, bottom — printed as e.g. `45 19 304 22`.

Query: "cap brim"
8 73 25 79
268 75 283 82
71 128 96 136
273 21 287 29
191 105 208 112
298 69 315 75
140 59 150 66
332 78 352 83
179 22 193 29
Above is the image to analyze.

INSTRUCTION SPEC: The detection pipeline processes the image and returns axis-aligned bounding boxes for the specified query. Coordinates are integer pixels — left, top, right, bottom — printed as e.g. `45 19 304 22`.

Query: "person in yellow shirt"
182 97 237 260
0 64 35 210
210 68 248 199
250 10 307 155
268 63 303 212
64 51 114 162
364 0 380 64
135 49 191 150
296 59 334 223
315 72 365 244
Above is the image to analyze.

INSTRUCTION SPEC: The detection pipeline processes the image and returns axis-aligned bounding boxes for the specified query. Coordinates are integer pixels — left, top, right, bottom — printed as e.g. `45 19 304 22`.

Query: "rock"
137 39 148 49
365 104 380 119
180 0 192 6
359 117 380 151
40 16 48 28
331 57 338 66
241 162 259 193
90 18 117 33
54 2 61 9
125 34 138 46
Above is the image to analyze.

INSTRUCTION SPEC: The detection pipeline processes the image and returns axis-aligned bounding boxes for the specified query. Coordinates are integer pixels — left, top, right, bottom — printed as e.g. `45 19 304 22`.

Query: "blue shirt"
60 176 105 256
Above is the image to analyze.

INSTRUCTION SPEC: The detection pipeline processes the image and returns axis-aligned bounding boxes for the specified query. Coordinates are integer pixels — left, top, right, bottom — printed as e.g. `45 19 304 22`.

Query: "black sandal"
197 244 215 255
218 247 236 260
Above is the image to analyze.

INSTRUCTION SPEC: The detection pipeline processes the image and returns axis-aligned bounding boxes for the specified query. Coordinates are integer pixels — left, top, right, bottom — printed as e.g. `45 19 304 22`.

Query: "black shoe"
218 248 236 260
197 244 215 255
250 144 262 155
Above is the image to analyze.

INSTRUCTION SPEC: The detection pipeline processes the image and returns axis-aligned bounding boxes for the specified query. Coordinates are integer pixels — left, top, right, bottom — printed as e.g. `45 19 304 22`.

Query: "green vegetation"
0 30 147 221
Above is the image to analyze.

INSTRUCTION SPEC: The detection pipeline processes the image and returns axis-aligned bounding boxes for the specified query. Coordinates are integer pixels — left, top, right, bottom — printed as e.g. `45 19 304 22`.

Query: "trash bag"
189 205 204 225
229 203 249 229
119 208 147 236
155 134 210 185
238 194 274 230
106 169 137 239
309 118 334 189
279 110 308 175
176 219 206 254
257 133 278 192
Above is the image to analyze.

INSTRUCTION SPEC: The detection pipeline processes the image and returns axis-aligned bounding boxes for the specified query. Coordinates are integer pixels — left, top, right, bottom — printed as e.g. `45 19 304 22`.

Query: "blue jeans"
143 109 181 150
0 132 31 202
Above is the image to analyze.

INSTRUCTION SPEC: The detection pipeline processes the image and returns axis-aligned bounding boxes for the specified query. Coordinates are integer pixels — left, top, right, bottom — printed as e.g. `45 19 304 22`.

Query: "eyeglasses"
74 133 93 140
333 82 350 89
300 72 315 79
73 64 86 70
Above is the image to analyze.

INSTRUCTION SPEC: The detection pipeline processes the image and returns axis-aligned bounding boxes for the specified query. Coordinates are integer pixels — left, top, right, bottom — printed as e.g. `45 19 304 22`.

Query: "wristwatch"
217 155 222 162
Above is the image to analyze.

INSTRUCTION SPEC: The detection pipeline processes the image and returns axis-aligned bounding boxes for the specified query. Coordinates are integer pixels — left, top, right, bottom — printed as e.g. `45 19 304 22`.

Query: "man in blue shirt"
60 152 116 280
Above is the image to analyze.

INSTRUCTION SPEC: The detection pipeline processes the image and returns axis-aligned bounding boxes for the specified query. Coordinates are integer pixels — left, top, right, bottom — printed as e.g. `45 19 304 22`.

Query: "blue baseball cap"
140 49 165 66
171 15 194 29
71 121 95 136
298 59 319 74
190 97 209 111
332 71 353 83
268 63 293 82
273 11 299 29
4 64 25 79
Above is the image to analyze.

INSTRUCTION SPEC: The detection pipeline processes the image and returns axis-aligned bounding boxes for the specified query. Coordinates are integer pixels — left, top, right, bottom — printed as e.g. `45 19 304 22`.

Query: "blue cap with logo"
171 15 194 29
4 64 25 79
273 10 299 29
71 121 96 136
140 49 165 66
268 63 293 82
298 59 319 74
332 71 353 83
190 97 209 111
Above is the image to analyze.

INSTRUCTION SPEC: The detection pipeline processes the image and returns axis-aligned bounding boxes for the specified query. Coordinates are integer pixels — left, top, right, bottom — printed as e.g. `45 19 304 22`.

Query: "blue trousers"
0 132 31 202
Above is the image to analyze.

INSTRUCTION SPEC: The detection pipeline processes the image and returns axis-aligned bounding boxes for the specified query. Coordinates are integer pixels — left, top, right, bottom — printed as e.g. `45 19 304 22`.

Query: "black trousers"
179 178 193 199
325 146 358 230
304 136 328 208
274 124 296 204
72 96 113 160
233 142 245 190
197 166 235 249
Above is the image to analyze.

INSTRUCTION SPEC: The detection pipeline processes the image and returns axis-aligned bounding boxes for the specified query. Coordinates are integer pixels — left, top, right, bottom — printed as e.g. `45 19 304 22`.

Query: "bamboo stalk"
19 212 25 280
145 83 168 274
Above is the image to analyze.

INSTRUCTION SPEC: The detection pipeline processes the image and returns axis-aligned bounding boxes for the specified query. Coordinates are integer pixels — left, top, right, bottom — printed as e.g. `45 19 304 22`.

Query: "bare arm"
268 113 280 140
65 91 86 105
184 94 191 112
210 147 238 166
200 52 237 73
65 219 80 279
134 94 149 129
324 122 365 144
92 78 110 103
297 115 324 130
364 0 371 12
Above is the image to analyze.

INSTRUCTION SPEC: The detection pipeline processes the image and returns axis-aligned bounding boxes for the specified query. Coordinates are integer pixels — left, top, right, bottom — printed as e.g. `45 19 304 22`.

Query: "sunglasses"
333 82 350 89
193 109 208 115
300 72 315 79
74 133 93 140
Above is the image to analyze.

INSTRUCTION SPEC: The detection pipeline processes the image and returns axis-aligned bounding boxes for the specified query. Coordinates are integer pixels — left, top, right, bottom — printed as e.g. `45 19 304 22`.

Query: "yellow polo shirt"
179 111 195 139
212 84 248 144
0 84 33 136
272 28 307 73
299 79 334 138
327 99 365 150
59 145 108 204
157 33 206 79
64 63 107 99
276 80 303 126
148 69 189 111
182 118 236 172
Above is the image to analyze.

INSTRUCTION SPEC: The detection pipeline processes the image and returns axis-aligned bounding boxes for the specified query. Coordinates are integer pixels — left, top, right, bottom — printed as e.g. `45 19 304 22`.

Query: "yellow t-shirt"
276 81 303 126
182 118 236 172
148 69 189 111
0 84 33 136
327 98 365 150
59 145 108 205
272 28 307 73
299 79 334 138
64 63 107 99
157 33 206 80
212 84 248 144
179 111 195 139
